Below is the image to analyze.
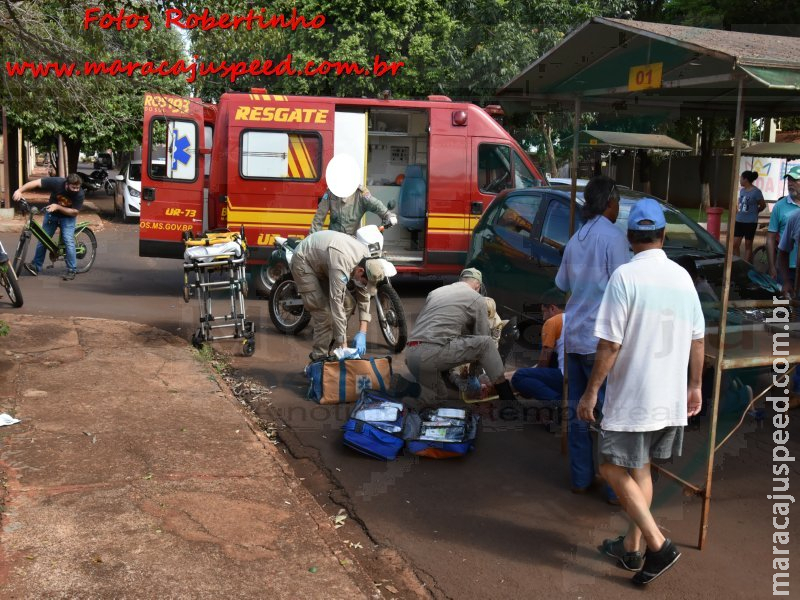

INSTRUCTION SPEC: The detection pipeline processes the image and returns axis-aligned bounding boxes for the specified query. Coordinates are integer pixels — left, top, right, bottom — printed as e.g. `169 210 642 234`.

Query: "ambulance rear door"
140 94 208 258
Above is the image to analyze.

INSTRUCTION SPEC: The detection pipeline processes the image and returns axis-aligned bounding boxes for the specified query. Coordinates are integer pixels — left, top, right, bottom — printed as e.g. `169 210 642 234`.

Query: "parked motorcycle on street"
77 168 114 196
268 224 408 353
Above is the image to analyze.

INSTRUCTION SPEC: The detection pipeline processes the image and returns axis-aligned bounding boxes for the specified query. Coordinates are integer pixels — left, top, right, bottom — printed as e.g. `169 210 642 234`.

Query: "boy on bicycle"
13 174 85 281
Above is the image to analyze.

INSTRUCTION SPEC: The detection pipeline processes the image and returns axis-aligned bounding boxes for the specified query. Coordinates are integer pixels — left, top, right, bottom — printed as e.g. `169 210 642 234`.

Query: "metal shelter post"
666 154 673 203
562 96 581 456
699 78 745 550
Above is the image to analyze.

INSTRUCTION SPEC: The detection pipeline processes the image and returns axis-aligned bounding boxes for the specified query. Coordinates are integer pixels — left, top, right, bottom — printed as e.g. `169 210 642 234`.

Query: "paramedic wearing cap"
310 185 397 235
404 268 517 406
291 230 385 360
768 165 800 281
555 175 630 496
578 198 704 585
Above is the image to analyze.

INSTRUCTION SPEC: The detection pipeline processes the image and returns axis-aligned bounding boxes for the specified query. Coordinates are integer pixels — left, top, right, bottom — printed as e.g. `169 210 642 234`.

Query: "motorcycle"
268 224 408 353
77 169 114 196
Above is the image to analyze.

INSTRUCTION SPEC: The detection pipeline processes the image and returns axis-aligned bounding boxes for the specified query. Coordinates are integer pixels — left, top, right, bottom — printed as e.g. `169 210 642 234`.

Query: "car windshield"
128 163 142 182
615 193 724 254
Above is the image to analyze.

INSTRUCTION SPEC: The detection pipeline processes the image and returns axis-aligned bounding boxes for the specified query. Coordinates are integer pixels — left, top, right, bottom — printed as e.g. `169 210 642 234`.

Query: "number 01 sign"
628 63 663 91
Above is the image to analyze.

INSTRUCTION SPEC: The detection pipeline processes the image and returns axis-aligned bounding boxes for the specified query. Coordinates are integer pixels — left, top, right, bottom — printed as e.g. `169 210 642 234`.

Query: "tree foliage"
0 1 188 168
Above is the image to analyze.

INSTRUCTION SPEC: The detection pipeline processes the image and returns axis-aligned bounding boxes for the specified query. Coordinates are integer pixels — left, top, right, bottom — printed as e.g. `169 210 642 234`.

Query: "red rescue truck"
139 90 546 288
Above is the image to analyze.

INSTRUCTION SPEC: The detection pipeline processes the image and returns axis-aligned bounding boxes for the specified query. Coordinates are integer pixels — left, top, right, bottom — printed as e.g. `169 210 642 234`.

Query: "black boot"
494 380 518 406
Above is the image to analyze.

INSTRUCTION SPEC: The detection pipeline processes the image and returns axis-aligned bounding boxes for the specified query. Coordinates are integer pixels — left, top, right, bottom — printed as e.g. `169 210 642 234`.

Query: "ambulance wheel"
242 338 255 357
255 262 288 298
269 273 311 335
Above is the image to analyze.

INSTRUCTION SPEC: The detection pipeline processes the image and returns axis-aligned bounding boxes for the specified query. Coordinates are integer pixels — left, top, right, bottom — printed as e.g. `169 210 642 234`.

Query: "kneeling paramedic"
405 268 517 407
291 230 386 361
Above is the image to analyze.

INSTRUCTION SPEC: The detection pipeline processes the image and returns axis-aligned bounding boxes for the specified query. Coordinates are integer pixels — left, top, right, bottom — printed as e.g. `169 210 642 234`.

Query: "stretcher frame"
183 232 255 356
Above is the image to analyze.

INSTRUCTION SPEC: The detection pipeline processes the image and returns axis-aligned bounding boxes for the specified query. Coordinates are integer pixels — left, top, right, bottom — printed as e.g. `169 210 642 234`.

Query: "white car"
114 160 141 222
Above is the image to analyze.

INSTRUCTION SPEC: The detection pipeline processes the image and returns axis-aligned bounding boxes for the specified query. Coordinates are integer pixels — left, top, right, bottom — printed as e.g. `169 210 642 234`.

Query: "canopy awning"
498 17 800 118
742 142 800 158
559 130 692 151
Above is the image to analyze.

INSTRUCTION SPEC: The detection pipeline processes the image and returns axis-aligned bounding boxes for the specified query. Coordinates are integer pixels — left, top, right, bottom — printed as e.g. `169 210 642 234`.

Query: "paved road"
2 216 796 599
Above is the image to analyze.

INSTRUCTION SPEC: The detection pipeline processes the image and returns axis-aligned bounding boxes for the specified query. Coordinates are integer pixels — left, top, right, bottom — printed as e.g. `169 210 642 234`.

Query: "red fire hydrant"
706 207 724 240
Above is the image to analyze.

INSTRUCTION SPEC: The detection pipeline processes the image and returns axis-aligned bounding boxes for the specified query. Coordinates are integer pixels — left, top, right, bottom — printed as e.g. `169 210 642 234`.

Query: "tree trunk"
698 117 716 210
539 114 557 178
64 137 81 175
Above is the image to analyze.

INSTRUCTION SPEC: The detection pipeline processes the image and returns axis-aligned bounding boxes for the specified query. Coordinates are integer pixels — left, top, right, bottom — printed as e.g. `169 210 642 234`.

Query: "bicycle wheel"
0 263 23 307
12 231 30 275
375 282 407 353
74 228 97 273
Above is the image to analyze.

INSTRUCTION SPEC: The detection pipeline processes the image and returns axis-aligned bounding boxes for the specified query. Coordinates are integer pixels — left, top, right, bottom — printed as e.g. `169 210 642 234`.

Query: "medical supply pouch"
342 390 407 460
404 407 479 459
306 356 392 404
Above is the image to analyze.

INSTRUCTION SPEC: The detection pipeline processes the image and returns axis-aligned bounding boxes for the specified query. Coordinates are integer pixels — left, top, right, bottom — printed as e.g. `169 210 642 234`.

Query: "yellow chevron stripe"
227 211 313 226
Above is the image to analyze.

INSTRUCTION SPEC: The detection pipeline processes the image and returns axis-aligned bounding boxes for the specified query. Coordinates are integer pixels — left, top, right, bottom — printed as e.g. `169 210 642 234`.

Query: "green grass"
679 207 730 223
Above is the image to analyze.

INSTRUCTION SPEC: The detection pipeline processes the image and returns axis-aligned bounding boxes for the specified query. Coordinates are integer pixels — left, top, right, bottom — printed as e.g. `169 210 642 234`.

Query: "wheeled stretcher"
182 229 255 356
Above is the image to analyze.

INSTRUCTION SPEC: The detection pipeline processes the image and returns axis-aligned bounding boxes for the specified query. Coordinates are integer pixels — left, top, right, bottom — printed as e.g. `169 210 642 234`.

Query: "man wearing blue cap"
577 198 705 585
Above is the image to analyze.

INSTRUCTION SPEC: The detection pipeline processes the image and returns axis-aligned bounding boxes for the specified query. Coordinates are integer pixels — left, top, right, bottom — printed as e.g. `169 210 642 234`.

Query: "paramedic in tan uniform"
309 185 397 235
404 268 517 406
291 230 386 360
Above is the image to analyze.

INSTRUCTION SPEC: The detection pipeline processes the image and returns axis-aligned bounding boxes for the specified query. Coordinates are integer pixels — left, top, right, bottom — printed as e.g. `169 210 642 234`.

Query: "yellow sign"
234 106 329 124
628 63 663 91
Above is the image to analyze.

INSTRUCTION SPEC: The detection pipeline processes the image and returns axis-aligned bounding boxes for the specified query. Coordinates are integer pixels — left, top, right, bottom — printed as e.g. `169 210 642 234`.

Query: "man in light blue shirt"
556 176 630 497
768 165 800 281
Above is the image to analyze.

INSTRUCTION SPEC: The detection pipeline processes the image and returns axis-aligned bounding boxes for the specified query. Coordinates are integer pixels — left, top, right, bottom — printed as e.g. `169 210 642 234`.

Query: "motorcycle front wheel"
375 282 407 353
0 263 23 307
269 273 311 335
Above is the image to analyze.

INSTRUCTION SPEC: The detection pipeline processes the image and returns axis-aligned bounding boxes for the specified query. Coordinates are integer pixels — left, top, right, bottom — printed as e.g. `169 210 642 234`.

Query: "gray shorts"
599 427 684 469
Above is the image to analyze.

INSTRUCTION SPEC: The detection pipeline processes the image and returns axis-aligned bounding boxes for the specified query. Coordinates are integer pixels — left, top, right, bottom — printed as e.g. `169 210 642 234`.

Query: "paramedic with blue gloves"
404 268 517 407
291 230 387 361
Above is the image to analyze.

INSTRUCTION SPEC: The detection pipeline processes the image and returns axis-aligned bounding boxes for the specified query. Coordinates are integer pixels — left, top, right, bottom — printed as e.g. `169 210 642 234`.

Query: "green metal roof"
559 130 691 151
499 17 800 117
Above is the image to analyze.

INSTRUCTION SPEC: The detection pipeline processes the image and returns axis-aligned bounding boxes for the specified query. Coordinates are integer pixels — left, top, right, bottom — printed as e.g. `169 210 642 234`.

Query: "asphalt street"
1 209 797 599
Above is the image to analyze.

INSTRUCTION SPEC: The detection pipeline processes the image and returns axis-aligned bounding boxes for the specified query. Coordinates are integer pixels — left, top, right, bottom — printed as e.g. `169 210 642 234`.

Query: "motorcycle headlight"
127 185 140 198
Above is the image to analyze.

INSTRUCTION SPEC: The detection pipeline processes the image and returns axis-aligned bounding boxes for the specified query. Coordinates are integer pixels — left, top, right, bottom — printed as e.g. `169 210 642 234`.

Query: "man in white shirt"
577 198 705 586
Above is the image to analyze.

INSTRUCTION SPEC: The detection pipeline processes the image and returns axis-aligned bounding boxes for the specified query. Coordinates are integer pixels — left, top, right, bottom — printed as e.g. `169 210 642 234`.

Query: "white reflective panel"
167 120 196 180
204 126 213 177
242 131 289 178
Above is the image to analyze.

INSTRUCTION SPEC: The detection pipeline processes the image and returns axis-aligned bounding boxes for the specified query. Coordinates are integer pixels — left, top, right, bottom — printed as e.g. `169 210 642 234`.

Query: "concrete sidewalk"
0 314 378 598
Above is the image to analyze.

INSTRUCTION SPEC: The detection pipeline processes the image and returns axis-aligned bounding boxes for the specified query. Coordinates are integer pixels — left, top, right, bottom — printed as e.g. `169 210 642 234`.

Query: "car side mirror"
386 200 395 210
115 174 124 181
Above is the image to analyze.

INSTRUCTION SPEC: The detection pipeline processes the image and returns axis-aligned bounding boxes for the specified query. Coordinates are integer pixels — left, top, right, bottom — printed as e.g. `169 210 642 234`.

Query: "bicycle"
0 240 22 307
11 198 97 276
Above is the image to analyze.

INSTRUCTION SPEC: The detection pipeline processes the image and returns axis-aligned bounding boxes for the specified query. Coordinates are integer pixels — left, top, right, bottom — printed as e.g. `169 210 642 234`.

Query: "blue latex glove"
353 332 367 356
465 376 482 396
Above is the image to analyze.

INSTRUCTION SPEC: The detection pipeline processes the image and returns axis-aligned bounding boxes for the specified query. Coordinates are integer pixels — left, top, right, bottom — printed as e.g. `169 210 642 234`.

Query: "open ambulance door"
139 94 209 258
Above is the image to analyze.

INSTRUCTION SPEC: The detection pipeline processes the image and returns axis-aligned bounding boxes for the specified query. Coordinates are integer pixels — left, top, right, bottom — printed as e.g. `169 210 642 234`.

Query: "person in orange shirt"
511 290 565 401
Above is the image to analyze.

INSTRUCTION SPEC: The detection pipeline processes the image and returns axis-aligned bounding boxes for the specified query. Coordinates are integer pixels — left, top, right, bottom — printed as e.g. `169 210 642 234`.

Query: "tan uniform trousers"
405 335 505 405
292 254 355 360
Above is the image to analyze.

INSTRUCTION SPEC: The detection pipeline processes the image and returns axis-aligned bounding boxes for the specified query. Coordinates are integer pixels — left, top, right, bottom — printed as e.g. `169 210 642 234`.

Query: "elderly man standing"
555 175 630 497
405 268 516 406
578 198 704 585
291 230 386 361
